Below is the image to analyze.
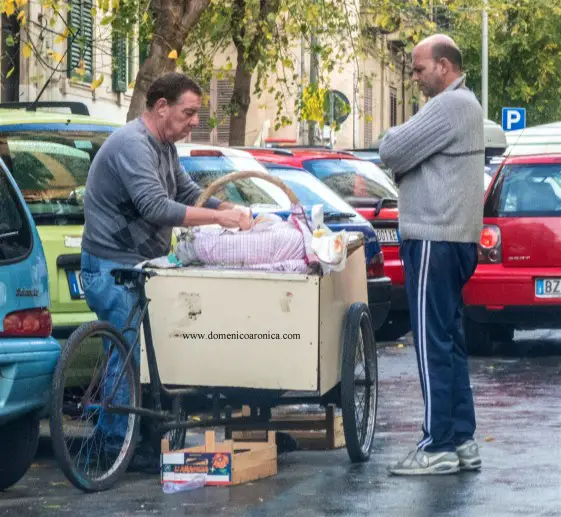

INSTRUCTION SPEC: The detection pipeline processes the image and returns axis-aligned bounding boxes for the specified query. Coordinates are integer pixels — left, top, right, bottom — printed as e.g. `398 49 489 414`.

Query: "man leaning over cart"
80 72 253 472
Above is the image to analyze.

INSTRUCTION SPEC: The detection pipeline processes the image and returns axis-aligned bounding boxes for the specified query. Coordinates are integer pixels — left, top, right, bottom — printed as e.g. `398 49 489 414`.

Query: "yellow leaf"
17 10 26 25
91 6 97 17
168 49 178 60
6 66 15 79
16 0 28 6
23 42 32 58
128 80 135 89
484 436 495 442
90 74 104 90
5 0 16 16
74 65 87 77
54 27 69 44
48 49 64 63
142 12 148 22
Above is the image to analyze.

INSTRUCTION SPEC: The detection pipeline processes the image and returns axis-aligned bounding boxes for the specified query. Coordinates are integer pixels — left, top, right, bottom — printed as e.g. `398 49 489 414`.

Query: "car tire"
0 413 40 491
376 313 411 342
490 325 515 343
464 316 494 356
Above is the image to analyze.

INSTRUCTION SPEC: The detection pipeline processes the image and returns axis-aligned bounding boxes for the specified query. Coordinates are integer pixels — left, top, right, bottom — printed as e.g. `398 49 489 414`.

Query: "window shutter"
68 0 93 82
112 32 127 92
390 87 397 127
215 79 234 145
363 80 373 147
190 90 212 144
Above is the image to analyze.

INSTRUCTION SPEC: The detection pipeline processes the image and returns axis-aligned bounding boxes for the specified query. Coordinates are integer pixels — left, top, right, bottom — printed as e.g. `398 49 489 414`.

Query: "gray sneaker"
388 448 460 476
456 440 481 471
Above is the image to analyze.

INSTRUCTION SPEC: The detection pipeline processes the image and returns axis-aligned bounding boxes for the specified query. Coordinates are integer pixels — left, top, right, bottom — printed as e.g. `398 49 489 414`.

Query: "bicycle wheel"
341 303 378 462
49 321 141 492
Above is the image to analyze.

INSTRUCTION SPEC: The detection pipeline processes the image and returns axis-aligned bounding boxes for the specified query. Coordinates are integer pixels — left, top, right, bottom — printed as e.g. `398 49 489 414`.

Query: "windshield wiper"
32 213 84 222
324 211 356 221
0 231 19 239
374 197 398 216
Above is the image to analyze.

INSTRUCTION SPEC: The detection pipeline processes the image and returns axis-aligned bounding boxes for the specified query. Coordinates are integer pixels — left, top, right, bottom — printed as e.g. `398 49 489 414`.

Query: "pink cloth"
175 218 314 273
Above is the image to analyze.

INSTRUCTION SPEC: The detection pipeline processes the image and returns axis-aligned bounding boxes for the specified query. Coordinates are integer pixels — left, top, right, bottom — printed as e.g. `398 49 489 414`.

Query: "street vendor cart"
48 171 379 492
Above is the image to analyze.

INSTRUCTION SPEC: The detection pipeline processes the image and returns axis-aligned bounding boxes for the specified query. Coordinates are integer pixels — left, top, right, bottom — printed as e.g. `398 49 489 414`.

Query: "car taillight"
367 252 385 278
0 308 52 338
190 150 223 157
478 225 502 264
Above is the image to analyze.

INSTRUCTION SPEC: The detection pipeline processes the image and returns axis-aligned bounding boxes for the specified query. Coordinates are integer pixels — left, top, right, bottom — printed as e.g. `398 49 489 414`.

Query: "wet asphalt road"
2 330 561 516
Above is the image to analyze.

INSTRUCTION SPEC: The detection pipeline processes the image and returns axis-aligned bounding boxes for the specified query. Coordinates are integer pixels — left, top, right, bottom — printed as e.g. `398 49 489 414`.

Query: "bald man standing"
380 35 484 476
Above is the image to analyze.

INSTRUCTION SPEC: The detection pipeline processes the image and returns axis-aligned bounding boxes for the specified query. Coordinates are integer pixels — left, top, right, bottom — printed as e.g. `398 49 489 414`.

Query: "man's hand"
216 208 253 231
217 202 251 215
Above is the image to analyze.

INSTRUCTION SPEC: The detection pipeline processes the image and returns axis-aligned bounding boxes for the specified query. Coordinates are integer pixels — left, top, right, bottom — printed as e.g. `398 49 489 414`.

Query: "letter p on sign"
502 107 526 131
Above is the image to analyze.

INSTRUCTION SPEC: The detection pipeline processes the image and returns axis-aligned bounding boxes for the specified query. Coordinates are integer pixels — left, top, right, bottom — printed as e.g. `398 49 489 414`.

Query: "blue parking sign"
501 108 526 131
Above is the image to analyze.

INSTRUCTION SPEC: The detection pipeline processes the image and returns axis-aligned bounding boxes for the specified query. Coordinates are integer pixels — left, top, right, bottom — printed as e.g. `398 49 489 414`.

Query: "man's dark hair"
146 73 203 109
432 42 462 71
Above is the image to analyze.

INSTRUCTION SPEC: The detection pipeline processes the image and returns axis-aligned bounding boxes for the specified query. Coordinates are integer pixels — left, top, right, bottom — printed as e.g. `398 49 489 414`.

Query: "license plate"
67 270 85 300
535 278 561 298
375 228 399 244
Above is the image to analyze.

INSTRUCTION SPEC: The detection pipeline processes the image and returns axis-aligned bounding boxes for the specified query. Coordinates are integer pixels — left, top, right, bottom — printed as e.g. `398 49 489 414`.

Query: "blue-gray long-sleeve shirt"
82 118 221 264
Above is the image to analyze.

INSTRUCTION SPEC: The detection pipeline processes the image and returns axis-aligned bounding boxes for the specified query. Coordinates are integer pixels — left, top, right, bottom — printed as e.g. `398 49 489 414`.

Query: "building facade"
0 1 422 148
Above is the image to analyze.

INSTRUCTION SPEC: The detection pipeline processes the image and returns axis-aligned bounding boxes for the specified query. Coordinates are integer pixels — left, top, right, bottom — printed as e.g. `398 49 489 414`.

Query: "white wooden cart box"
139 235 367 396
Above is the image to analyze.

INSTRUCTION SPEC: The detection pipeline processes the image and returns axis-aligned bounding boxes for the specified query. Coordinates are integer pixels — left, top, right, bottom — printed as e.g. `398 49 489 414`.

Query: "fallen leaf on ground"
397 343 404 348
484 436 495 442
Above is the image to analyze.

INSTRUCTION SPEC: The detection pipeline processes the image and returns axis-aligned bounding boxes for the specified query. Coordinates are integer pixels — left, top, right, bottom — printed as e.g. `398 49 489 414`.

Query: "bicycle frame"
102 268 283 433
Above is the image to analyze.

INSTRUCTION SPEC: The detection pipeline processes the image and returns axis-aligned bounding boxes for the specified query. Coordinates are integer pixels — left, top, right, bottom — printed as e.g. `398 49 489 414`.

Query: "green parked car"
0 101 120 384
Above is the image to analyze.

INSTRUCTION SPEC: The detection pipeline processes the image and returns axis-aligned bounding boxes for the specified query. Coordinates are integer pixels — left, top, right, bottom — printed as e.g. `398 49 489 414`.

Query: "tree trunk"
126 0 210 122
228 51 253 146
227 0 281 146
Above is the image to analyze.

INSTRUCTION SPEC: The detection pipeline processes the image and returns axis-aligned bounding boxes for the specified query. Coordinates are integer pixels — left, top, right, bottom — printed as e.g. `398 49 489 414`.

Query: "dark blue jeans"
81 250 142 453
401 240 478 453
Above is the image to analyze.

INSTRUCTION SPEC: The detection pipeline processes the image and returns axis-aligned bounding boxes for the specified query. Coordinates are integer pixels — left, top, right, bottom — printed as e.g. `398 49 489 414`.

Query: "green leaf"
6 66 15 79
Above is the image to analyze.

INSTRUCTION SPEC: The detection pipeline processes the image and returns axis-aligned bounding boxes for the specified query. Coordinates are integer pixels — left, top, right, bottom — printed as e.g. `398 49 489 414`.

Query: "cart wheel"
49 321 141 492
341 303 378 462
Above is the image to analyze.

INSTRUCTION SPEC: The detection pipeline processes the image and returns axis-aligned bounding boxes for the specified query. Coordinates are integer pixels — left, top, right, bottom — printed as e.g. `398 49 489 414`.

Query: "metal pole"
482 0 489 118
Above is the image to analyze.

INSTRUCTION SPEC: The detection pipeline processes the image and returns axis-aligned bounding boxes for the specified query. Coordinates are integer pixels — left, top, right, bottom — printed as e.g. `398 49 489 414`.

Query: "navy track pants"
401 239 478 453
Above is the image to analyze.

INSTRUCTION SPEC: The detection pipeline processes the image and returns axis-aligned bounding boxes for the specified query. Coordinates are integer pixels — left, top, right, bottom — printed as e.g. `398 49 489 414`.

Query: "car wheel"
0 413 40 491
375 313 411 342
490 325 515 343
464 316 494 356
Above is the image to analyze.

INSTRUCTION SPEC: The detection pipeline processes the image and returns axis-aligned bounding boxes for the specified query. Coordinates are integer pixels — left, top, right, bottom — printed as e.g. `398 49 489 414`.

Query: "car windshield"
493 164 561 216
0 130 112 225
179 156 291 209
301 158 398 201
0 162 32 262
266 167 363 218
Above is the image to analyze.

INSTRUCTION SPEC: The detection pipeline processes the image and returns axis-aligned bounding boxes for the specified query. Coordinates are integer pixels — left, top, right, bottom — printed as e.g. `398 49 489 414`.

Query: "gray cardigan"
379 76 485 243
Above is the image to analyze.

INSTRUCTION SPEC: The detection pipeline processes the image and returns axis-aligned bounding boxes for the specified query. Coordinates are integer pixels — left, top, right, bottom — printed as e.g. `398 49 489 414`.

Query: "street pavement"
2 330 561 516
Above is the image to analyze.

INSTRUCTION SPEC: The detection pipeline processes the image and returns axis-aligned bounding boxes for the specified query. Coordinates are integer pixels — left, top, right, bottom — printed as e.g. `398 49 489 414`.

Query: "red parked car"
244 148 407 340
463 153 561 354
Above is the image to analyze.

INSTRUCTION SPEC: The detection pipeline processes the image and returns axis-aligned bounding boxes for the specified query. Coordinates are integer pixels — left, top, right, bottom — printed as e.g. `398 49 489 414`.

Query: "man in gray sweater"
81 73 252 472
380 35 483 475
